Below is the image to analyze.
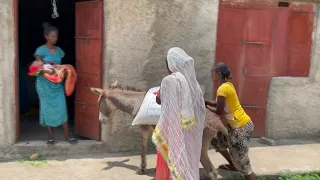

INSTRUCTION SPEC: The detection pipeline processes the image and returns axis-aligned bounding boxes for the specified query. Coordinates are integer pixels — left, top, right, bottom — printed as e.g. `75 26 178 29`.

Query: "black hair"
42 22 58 36
214 62 232 80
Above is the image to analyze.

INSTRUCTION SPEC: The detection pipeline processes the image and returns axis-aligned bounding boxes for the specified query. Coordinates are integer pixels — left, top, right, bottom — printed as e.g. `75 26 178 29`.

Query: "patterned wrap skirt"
211 120 254 175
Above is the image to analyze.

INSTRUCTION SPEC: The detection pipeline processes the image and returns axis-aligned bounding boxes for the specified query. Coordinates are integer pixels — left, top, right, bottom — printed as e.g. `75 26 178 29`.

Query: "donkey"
90 81 228 180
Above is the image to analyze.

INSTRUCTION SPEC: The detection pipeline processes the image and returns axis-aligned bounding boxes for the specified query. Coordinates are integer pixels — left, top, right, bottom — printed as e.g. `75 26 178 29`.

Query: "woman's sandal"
66 137 78 144
47 139 55 145
218 164 238 172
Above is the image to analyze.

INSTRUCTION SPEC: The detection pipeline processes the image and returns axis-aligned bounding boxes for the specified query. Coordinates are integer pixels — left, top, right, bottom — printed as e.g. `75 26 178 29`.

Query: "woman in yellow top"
206 62 255 180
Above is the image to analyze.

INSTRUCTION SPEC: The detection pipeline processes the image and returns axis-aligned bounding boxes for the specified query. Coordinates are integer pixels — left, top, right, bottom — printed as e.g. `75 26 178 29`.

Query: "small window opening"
278 2 290 7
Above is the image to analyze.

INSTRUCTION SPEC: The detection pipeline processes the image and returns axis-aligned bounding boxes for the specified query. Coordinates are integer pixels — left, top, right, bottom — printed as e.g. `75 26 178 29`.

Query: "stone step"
0 140 109 160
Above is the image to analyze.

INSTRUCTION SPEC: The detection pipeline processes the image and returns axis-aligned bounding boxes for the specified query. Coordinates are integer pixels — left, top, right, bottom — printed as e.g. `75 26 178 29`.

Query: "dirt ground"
0 143 319 180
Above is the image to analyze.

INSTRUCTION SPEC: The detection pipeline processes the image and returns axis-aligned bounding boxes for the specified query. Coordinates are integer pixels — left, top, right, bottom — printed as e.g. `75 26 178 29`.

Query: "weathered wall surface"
101 0 320 146
266 4 320 139
3 0 317 152
0 1 16 147
102 0 219 152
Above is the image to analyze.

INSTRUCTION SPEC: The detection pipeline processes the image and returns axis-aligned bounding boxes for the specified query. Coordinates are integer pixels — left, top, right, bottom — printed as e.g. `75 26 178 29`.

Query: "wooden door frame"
13 0 19 142
12 0 105 142
97 0 105 141
99 0 105 141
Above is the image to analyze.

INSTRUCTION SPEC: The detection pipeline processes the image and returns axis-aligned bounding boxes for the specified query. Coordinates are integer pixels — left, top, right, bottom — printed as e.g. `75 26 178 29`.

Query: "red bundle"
28 65 41 76
28 64 77 96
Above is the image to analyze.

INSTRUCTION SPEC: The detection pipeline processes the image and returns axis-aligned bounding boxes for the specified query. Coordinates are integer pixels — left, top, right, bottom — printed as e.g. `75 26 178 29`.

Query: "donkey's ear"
90 87 103 95
110 80 118 88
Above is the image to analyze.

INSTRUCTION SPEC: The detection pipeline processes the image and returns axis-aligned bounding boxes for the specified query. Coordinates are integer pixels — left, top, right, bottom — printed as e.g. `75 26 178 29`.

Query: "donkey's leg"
200 127 218 180
137 125 150 175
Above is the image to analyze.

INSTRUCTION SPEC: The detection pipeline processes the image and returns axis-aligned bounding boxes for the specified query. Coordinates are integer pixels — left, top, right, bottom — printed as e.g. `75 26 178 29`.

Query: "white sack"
132 86 161 125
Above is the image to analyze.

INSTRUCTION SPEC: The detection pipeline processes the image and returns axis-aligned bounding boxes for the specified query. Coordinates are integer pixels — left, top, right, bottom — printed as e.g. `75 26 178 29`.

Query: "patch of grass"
257 171 320 180
16 154 48 167
229 171 320 180
278 171 320 180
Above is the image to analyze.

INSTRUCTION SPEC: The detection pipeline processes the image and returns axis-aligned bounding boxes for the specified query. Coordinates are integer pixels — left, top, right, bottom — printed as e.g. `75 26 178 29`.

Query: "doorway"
17 0 103 142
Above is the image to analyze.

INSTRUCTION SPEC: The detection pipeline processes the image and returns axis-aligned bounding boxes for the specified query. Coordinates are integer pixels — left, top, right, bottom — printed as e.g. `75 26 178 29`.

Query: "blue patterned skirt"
36 76 68 127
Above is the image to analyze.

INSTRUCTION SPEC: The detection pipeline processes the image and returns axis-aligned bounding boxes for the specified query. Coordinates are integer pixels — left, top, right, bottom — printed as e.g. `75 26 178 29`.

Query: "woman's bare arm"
215 96 226 115
33 55 44 64
32 56 55 75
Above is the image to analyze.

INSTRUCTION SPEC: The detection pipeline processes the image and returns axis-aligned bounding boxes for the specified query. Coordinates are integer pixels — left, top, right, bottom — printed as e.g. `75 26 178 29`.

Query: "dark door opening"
17 0 103 142
18 0 77 141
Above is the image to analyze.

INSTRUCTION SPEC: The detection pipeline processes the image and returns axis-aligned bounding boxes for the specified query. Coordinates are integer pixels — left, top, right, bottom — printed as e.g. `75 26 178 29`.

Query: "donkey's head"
90 81 119 124
90 80 146 123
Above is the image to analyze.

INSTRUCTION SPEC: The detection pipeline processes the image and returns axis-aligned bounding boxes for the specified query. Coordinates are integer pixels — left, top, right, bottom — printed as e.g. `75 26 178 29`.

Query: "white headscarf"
152 47 206 180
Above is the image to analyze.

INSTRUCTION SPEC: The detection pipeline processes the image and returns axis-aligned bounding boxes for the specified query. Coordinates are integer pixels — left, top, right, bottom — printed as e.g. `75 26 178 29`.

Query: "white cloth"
152 47 206 180
42 64 53 70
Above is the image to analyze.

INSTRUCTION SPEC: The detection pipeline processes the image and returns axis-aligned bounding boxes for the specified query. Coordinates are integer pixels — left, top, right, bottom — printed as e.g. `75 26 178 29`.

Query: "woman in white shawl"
152 47 206 180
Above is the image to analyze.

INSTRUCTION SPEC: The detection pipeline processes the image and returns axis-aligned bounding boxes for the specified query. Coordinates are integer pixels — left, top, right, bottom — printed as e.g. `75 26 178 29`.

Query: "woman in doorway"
205 62 255 180
32 22 77 145
153 47 206 180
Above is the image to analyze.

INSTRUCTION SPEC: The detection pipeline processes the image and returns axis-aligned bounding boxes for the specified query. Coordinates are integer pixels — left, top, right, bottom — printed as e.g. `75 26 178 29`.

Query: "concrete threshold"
0 140 108 160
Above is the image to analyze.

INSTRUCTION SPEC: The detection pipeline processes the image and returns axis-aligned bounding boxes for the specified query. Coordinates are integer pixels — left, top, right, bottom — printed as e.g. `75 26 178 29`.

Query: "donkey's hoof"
208 173 218 180
136 168 145 175
201 174 217 180
200 175 213 180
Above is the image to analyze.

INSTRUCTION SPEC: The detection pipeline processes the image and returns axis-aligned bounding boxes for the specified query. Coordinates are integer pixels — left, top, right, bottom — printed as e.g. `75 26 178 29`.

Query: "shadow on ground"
99 161 245 180
102 158 155 179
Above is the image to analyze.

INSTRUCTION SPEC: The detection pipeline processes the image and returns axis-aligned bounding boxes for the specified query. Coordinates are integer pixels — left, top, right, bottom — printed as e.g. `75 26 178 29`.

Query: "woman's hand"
31 60 44 66
206 105 217 113
205 100 217 107
155 90 161 105
40 67 55 75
